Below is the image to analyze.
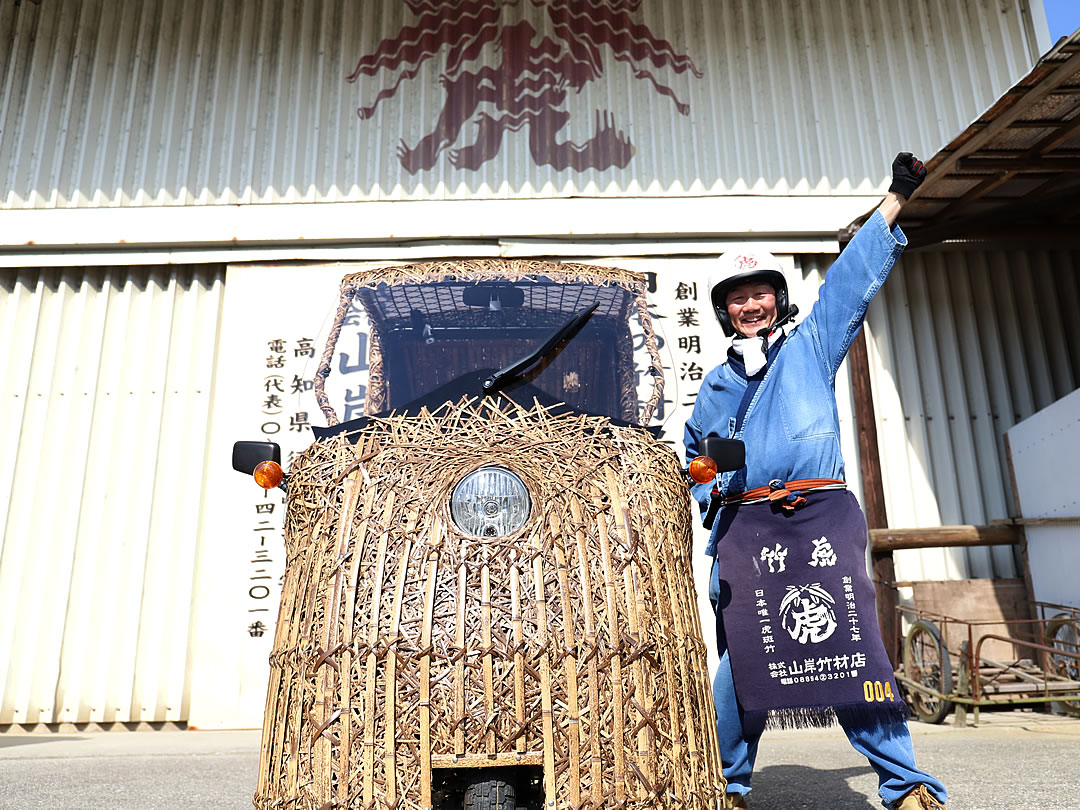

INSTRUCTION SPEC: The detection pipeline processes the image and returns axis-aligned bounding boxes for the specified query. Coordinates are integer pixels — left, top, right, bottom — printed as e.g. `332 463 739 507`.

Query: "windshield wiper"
482 303 599 396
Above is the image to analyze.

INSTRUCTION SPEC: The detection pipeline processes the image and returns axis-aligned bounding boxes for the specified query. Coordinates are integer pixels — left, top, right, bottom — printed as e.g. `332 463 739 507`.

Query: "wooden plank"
958 156 1080 171
848 331 889 530
994 516 1080 527
907 182 1080 247
869 524 1020 551
911 579 1033 663
1028 113 1080 156
978 680 1080 695
431 753 544 768
848 330 899 666
909 48 1080 202
1004 433 1043 670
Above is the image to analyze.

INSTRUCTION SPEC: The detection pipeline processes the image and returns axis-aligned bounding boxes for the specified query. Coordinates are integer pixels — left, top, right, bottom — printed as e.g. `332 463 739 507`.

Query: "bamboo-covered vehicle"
233 260 730 809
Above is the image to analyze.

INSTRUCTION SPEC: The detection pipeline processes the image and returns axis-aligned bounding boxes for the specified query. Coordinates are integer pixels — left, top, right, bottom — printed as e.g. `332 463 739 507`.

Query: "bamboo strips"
256 358 724 810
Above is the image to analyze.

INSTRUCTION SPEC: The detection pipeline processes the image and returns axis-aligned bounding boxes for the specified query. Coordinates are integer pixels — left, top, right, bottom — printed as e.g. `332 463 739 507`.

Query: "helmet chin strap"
753 304 800 354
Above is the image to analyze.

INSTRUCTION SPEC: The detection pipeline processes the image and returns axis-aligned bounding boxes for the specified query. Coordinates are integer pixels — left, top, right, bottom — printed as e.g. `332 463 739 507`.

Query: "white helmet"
707 248 791 337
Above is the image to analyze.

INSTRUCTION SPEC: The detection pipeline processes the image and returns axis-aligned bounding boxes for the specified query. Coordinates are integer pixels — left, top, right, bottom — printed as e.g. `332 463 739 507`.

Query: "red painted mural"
346 0 702 174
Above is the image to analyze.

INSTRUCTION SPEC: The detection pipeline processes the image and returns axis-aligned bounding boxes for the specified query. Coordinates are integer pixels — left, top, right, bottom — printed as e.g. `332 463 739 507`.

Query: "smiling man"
685 153 949 810
726 279 779 336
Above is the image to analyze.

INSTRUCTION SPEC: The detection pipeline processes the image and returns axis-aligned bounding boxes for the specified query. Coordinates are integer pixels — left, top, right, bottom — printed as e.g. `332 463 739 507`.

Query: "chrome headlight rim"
448 465 533 539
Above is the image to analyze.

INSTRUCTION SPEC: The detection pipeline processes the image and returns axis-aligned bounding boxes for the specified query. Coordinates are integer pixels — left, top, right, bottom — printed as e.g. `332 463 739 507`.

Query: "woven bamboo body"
255 397 725 809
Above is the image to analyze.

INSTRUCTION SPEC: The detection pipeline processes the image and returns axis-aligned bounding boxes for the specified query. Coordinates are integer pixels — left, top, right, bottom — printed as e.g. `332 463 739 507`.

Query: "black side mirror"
701 436 745 473
232 441 281 475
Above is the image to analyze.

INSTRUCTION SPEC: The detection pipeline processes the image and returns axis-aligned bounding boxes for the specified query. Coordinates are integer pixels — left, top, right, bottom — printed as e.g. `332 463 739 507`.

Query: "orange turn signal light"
687 455 718 484
253 460 284 489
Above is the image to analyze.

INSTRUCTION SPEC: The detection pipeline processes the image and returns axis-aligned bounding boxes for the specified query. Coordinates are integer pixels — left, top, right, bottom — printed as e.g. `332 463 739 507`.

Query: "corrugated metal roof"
0 0 1046 211
886 29 1080 247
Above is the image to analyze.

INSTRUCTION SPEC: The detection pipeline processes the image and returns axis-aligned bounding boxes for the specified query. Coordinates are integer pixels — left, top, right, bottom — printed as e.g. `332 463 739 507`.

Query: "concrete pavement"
1 710 1077 809
0 728 259 809
750 709 1080 809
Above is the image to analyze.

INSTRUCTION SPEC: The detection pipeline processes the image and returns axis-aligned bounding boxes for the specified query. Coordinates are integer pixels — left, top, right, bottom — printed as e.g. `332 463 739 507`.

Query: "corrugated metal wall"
0 265 224 725
2 246 1075 726
0 0 1044 208
797 246 1080 583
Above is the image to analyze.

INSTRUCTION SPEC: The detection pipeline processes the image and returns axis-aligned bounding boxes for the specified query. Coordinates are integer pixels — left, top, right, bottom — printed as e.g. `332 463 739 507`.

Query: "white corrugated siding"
0 265 224 725
0 0 1045 209
850 246 1079 582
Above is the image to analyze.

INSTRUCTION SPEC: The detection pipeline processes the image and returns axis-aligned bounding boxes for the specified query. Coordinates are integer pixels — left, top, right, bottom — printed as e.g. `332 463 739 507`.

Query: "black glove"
888 151 926 199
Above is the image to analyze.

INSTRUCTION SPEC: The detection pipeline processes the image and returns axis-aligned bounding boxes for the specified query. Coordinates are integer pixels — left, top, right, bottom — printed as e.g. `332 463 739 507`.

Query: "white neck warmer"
730 326 787 376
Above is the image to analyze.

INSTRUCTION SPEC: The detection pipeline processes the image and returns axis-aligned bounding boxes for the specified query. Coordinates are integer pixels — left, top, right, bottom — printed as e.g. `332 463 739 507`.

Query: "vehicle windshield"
320 272 659 425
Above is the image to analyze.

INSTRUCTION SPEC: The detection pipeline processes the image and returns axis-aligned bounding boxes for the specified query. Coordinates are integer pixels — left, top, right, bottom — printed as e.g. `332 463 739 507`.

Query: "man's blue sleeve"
804 209 907 379
683 397 714 520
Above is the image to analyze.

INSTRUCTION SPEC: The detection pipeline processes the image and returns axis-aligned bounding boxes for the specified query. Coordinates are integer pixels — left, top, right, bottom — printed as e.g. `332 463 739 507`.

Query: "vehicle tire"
1045 613 1080 717
463 778 516 810
903 619 954 724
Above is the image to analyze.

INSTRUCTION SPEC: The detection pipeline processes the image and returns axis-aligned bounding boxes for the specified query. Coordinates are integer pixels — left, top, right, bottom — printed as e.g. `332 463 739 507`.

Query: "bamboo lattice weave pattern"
313 259 665 428
255 396 725 809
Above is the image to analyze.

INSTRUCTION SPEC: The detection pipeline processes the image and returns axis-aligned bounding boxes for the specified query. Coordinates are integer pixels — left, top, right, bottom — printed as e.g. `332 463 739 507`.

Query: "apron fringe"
748 700 909 731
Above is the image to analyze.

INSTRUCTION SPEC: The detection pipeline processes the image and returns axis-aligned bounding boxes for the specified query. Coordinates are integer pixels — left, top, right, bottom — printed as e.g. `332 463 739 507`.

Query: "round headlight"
450 467 531 538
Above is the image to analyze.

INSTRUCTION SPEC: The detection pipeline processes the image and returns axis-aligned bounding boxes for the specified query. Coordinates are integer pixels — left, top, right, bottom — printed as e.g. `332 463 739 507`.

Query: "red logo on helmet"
734 255 758 270
346 0 702 174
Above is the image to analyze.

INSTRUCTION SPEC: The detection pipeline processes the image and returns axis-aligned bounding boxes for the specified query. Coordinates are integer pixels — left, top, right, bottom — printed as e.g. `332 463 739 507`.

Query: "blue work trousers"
709 559 947 809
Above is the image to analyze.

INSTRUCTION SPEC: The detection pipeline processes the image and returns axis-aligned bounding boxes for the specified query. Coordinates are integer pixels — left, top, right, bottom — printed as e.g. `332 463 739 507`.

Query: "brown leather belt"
721 477 846 512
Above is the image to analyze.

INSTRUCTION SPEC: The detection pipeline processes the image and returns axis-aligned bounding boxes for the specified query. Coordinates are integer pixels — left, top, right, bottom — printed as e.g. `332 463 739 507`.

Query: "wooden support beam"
907 47 1080 203
849 331 888 532
907 226 1080 248
848 330 899 666
957 157 1080 172
868 524 1021 552
928 170 1019 224
1030 113 1080 155
1004 433 1043 667
904 182 1080 247
994 516 1080 526
993 119 1080 128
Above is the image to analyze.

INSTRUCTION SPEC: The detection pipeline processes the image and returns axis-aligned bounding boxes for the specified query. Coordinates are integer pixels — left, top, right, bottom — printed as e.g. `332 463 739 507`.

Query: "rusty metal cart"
897 602 1080 725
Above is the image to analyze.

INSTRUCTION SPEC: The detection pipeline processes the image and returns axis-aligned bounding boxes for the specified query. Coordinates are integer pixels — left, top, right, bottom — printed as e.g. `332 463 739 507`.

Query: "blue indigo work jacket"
684 210 906 555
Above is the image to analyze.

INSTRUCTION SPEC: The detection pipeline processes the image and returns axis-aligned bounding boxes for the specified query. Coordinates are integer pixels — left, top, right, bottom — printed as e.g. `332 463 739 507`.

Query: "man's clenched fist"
888 152 926 200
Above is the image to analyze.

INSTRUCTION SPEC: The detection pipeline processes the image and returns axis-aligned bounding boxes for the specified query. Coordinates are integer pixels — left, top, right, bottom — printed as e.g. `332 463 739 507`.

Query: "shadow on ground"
744 764 881 809
0 735 84 749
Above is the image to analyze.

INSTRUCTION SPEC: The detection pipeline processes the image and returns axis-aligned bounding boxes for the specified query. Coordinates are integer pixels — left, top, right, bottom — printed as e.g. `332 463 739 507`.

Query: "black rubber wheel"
1045 613 1080 717
463 778 516 810
903 619 954 724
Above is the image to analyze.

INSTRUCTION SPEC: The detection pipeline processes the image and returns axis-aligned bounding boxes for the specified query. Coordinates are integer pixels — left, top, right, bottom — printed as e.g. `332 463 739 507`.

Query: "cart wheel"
463 778 516 810
903 619 954 724
1045 613 1080 717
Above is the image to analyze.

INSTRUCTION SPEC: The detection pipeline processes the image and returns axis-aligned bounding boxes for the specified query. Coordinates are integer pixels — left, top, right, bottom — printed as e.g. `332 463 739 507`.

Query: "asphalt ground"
1 710 1077 809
